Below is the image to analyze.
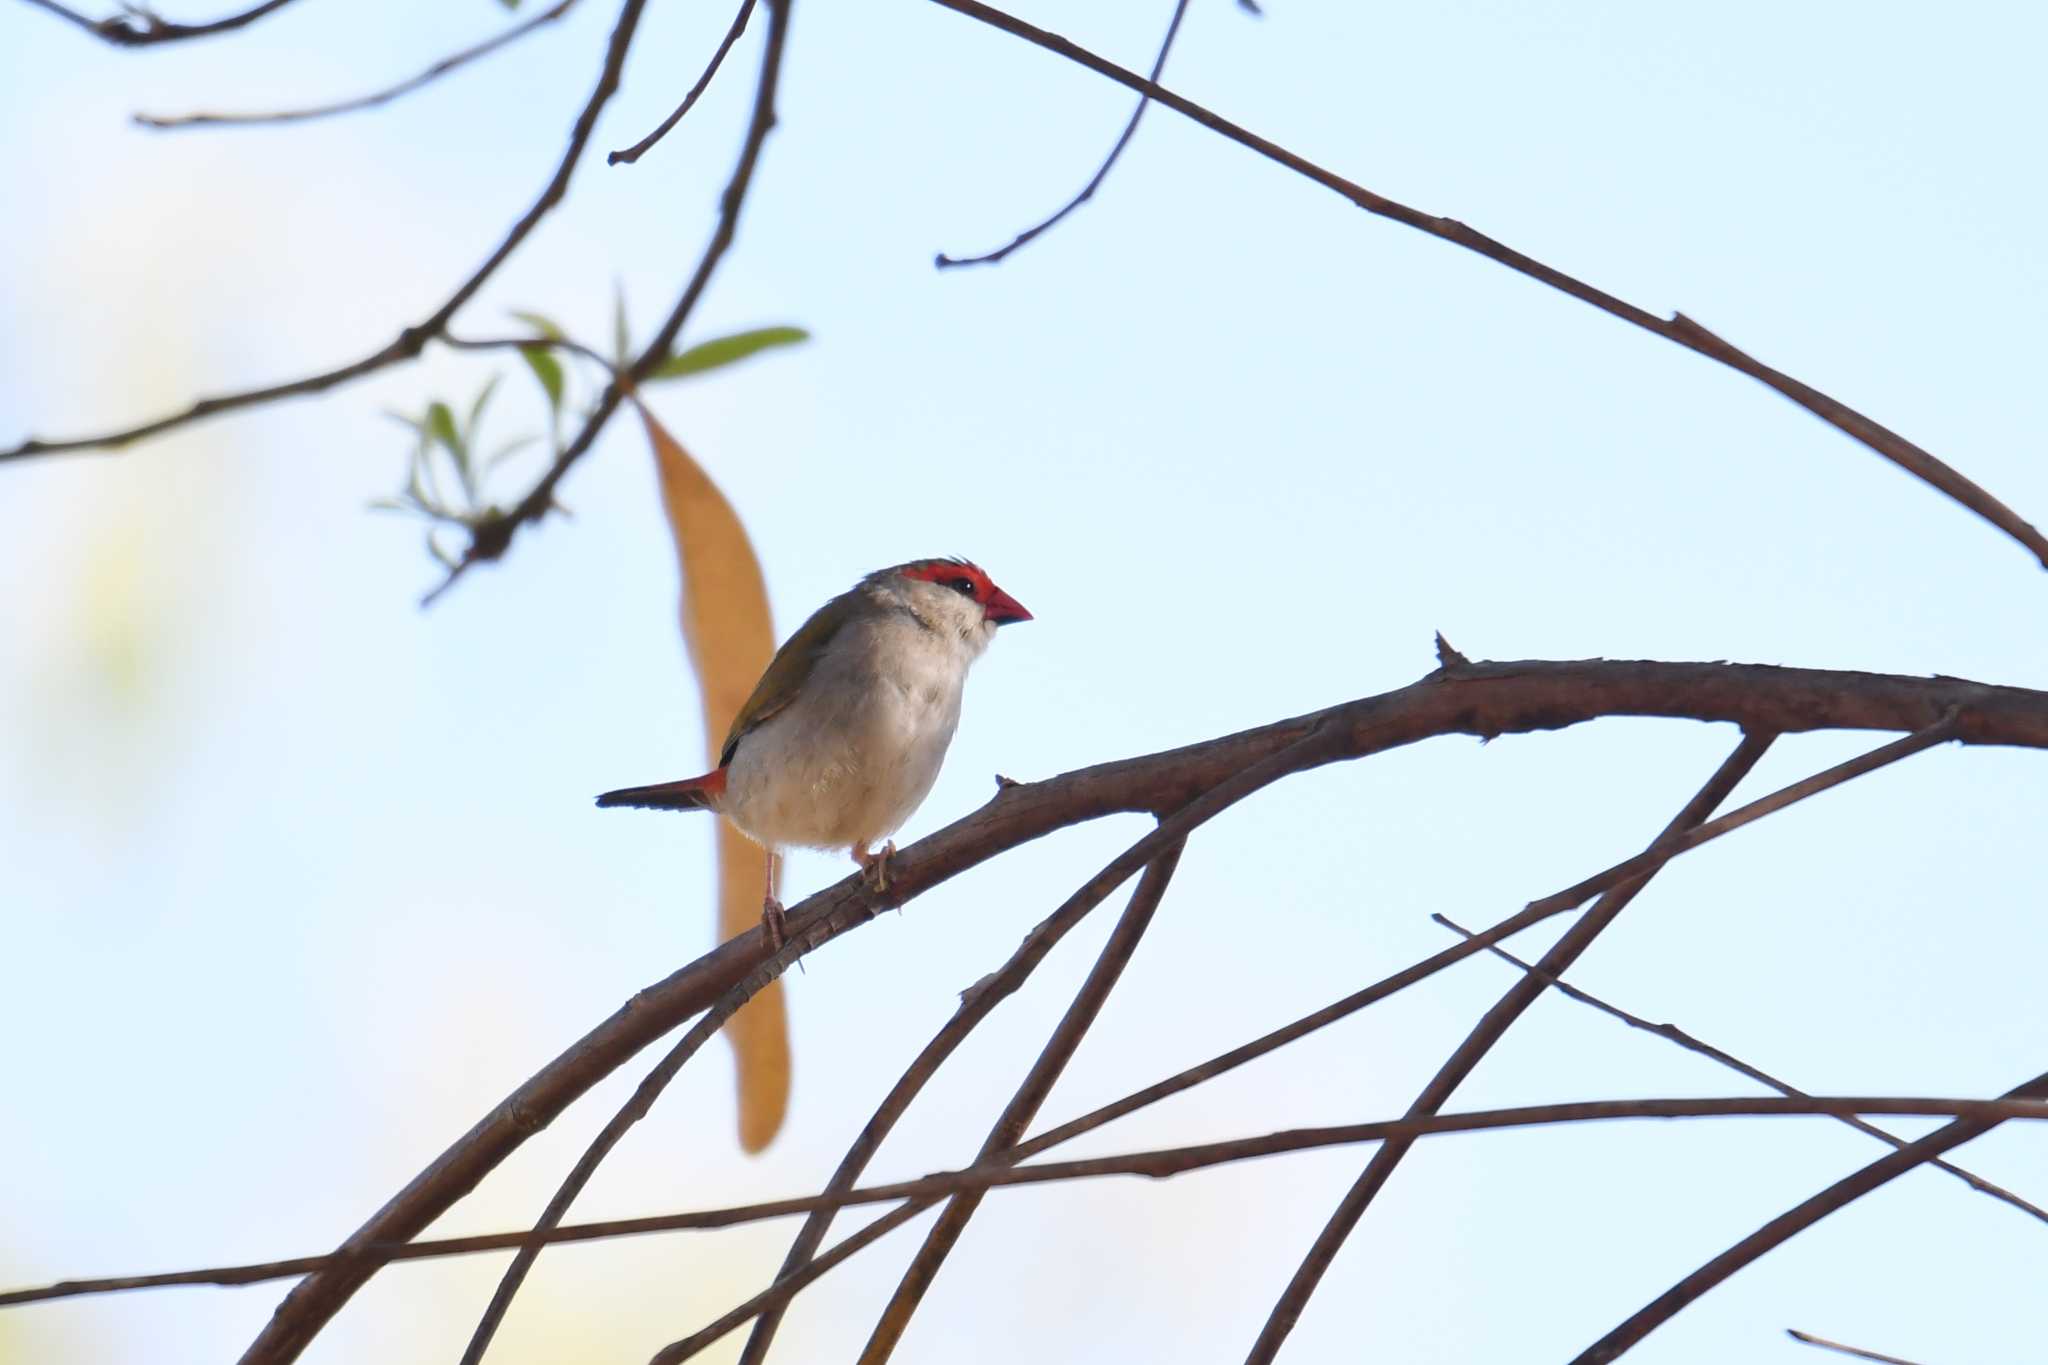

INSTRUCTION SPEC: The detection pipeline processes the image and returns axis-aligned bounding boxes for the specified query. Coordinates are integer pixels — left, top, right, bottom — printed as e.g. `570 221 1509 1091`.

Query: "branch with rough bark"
6 653 2032 1362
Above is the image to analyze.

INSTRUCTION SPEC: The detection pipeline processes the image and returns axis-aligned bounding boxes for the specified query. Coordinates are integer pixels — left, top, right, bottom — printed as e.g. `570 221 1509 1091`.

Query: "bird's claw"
761 895 788 953
853 840 897 895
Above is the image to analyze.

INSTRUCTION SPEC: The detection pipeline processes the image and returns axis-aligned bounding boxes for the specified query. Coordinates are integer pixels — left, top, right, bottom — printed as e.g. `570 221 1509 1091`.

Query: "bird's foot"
852 840 897 895
760 895 788 953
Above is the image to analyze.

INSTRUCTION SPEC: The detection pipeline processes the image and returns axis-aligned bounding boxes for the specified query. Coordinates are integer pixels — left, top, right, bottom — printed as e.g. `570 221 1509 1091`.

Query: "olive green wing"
719 589 857 768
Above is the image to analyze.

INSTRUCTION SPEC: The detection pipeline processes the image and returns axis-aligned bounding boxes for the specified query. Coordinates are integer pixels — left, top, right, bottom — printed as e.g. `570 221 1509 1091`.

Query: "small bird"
597 558 1032 948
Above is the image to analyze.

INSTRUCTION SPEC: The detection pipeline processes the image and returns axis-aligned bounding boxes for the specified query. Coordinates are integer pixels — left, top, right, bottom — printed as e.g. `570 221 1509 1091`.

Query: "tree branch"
1435 912 2048 1227
935 0 1190 268
20 0 298 46
1251 729 1777 1361
1786 1328 1928 1365
132 0 582 129
189 655 2047 1363
854 842 1186 1363
423 0 791 603
607 0 757 165
4 0 652 463
458 899 810 1365
12 1096 2048 1317
1255 709 1970 1359
1573 1066 2048 1363
730 835 1178 1364
920 0 2048 572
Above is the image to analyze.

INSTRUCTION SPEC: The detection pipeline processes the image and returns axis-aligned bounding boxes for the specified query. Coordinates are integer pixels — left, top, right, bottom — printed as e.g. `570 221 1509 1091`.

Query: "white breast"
721 604 979 853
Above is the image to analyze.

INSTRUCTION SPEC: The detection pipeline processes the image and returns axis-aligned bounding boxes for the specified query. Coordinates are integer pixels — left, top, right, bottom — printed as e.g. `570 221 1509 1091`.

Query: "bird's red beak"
984 583 1032 625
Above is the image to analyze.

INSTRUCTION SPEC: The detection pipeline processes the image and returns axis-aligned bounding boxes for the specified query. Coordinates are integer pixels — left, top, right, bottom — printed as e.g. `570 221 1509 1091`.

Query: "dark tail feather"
594 769 725 811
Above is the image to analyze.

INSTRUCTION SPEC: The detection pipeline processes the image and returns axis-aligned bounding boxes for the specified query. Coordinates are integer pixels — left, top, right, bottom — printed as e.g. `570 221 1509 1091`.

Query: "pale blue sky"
4 3 2046 1363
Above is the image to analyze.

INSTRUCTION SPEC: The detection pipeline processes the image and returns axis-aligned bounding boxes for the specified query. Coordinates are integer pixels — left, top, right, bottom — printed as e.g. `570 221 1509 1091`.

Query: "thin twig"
1786 1328 1928 1365
423 0 791 604
5 0 655 464
1249 730 1776 1362
854 843 1187 1363
608 0 757 165
1436 912 2048 1227
443 332 618 372
1575 1067 2048 1362
731 844 1179 1365
935 0 1189 268
10 1096 2048 1316
133 0 581 129
20 0 297 46
921 0 2048 571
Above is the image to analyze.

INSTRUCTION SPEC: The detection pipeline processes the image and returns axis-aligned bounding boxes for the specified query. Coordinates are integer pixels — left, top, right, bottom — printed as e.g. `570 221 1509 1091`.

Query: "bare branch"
1786 1328 1929 1365
4 0 653 464
165 656 2042 1364
1573 1067 2048 1363
250 681 1325 1365
935 0 1190 268
12 1096 2048 1318
1250 729 1775 1362
920 0 2048 572
731 838 1179 1364
424 0 790 603
855 843 1186 1363
608 0 757 165
458 906 808 1365
20 0 298 46
132 1 582 129
1436 912 2048 1227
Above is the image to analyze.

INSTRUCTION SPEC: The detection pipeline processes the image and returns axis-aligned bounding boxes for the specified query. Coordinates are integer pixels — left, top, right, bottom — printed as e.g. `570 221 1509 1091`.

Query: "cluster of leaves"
376 296 808 566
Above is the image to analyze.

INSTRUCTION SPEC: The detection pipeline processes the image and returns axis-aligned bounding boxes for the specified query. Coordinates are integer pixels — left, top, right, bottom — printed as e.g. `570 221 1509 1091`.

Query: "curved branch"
1250 729 1777 1360
424 0 791 603
21 0 297 46
934 0 1190 268
921 0 2048 572
1436 913 2048 1227
1574 1066 2048 1363
132 0 582 129
732 844 1178 1364
13 1094 2048 1317
4 0 653 463
607 0 757 165
1786 1329 1927 1365
855 842 1186 1362
214 655 2048 1362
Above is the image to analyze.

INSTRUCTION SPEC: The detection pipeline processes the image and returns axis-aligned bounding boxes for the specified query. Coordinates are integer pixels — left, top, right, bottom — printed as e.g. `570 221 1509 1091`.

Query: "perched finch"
598 558 1032 945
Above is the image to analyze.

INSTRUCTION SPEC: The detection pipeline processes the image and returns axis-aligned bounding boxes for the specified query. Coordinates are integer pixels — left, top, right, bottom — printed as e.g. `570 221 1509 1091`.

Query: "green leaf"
425 401 462 459
425 400 474 501
518 345 565 413
649 326 810 381
486 435 540 471
466 373 501 445
510 309 565 341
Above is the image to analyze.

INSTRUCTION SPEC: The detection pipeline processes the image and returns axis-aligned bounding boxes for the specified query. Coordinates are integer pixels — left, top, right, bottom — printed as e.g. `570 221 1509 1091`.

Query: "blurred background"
4 2 2047 1362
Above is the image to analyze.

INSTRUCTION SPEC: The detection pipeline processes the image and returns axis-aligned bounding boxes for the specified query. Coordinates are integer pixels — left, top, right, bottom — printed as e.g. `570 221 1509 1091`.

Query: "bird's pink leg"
851 840 897 894
760 845 787 951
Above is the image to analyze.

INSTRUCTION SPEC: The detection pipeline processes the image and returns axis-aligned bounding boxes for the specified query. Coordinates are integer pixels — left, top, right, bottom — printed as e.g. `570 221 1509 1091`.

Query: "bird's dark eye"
946 577 977 597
